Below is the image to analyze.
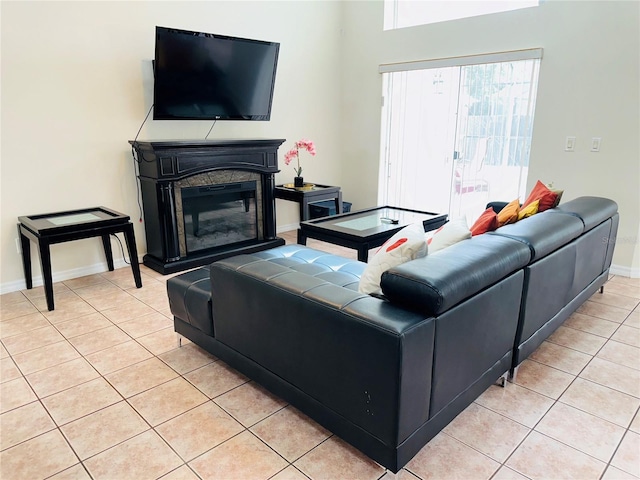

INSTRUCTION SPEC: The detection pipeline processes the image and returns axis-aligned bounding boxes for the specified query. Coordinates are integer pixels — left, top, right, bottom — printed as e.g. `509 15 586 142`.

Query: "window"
379 49 542 221
384 0 540 30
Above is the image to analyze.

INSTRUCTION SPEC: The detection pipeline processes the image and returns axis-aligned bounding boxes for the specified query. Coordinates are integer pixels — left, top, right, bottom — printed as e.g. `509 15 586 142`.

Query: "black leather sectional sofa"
167 196 618 472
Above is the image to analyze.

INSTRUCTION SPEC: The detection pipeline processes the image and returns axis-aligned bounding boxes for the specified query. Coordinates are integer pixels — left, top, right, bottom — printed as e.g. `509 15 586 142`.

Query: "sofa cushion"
359 223 428 295
490 211 584 262
380 234 531 316
548 196 618 232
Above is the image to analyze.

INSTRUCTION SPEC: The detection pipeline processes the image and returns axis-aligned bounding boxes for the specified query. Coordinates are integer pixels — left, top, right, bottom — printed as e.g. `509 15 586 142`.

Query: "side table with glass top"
18 207 142 311
274 183 342 221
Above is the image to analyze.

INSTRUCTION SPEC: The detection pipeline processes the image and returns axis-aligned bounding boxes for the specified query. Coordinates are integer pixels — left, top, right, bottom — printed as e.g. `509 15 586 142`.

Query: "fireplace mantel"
129 139 286 274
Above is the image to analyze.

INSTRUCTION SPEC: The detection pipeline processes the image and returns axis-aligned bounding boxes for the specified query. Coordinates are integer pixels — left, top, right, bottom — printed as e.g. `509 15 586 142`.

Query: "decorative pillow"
426 217 471 253
358 223 428 295
522 180 558 212
470 208 498 236
497 199 520 227
518 199 539 220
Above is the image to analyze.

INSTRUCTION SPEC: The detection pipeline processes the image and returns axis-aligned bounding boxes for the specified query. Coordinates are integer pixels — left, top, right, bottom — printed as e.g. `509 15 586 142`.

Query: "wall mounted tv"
153 26 280 121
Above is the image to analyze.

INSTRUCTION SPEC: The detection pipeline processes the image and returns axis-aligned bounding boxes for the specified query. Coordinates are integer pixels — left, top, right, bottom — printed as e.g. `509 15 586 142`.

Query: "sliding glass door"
379 51 541 221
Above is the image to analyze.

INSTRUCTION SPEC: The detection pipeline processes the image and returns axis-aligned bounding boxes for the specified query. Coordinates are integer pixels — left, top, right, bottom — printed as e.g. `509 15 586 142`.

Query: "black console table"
18 207 142 311
129 139 286 274
275 183 343 221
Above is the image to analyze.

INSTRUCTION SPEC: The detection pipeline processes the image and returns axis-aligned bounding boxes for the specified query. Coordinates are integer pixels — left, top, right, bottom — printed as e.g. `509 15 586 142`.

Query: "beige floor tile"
101 269 155 290
528 340 592 375
83 429 182 480
61 401 149 460
625 309 640 329
379 471 421 480
514 359 575 399
547 325 607 355
100 298 157 323
536 402 625 462
0 400 56 450
604 282 640 300
73 281 122 301
48 463 92 480
0 429 79 480
270 466 311 480
41 298 97 324
251 405 331 462
156 401 244 461
84 339 153 375
506 431 605 479
159 342 217 374
54 312 113 339
630 409 640 433
0 342 8 359
443 403 530 462
0 290 28 306
2 325 65 355
475 383 554 428
564 312 620 338
21 282 71 301
105 356 178 398
214 381 287 427
1 356 21 383
403 432 499 480
85 290 142 312
491 466 531 480
611 431 640 477
587 292 639 313
128 376 208 426
184 360 249 398
581 357 640 398
189 430 288 480
0 299 38 322
63 274 109 290
26 357 99 398
67 325 131 355
11 340 81 375
159 465 201 480
0 311 50 339
136 327 180 355
42 377 123 426
612 324 640 347
597 340 640 371
116 311 172 338
559 377 640 427
609 276 640 288
601 465 640 480
0 376 37 413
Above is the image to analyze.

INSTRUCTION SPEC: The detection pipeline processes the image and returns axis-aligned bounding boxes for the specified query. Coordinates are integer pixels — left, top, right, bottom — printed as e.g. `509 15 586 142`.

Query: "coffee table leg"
37 240 55 311
357 245 369 263
101 235 115 271
18 225 33 290
123 224 143 288
297 229 307 246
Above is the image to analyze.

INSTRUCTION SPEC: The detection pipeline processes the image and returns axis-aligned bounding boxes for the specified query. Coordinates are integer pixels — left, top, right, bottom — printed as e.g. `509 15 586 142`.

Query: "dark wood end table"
18 206 142 311
275 183 342 221
298 206 448 262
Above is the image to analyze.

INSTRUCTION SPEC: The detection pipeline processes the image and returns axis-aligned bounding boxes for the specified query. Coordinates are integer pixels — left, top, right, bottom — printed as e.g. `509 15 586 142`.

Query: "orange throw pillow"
470 208 498 236
497 199 520 227
522 180 558 212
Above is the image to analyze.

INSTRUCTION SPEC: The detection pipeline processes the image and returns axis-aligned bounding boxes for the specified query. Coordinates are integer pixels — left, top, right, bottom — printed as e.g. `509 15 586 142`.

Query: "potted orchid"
284 139 316 187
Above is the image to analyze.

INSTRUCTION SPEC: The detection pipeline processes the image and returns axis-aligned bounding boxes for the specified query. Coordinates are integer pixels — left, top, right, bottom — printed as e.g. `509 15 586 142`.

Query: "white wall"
340 0 640 276
0 1 343 291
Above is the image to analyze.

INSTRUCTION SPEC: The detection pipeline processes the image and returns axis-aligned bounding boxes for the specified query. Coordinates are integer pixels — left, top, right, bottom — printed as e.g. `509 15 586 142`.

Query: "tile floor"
1 231 639 480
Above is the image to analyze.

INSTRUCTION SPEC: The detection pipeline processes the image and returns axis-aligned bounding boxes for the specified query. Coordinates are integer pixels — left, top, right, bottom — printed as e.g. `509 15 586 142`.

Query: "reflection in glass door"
379 53 541 223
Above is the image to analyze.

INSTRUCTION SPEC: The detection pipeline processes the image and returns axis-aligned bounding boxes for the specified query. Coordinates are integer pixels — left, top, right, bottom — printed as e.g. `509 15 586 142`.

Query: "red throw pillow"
470 208 498 236
522 180 558 212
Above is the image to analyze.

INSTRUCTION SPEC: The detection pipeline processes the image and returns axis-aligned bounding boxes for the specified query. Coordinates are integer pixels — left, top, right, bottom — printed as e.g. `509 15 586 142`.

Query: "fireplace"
129 139 286 274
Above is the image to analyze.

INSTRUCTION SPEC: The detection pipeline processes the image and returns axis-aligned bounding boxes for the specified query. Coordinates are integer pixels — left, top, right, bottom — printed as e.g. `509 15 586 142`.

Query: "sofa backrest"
380 234 531 316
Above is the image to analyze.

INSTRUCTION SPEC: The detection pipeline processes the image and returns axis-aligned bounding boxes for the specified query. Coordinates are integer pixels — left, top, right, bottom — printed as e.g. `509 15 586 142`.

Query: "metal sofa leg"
508 366 519 384
176 333 183 348
495 372 508 388
600 285 604 294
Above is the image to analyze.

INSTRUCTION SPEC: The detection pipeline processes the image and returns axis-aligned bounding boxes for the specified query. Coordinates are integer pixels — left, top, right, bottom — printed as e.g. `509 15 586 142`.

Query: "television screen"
153 26 279 120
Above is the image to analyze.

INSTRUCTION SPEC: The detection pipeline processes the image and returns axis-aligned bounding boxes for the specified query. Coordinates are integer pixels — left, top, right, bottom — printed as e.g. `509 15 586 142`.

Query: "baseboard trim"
609 264 639 279
0 258 138 295
277 223 300 234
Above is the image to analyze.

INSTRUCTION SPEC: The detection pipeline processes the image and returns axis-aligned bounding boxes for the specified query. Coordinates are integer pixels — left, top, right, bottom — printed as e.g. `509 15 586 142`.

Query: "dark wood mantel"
129 139 286 274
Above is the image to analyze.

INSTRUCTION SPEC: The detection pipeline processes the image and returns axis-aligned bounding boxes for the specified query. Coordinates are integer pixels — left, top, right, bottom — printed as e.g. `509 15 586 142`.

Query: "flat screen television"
153 26 280 121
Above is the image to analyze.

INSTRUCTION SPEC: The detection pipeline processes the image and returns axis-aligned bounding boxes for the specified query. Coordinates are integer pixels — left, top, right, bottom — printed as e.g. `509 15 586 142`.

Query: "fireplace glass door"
181 181 258 254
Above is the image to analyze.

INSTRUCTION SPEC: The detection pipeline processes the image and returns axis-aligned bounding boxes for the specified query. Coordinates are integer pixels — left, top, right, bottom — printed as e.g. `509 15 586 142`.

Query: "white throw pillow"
358 223 428 296
426 217 471 253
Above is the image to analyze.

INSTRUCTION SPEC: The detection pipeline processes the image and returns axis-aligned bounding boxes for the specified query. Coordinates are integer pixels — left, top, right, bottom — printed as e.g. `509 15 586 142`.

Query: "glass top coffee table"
297 206 448 262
